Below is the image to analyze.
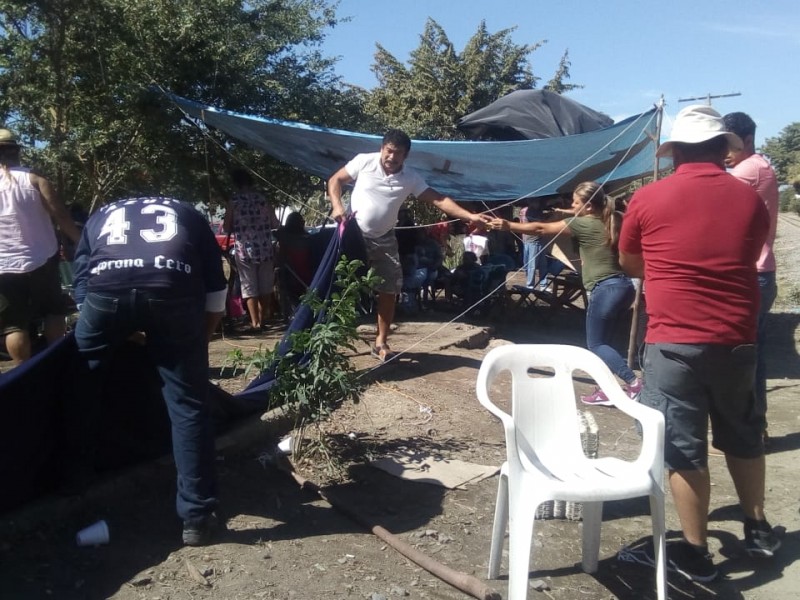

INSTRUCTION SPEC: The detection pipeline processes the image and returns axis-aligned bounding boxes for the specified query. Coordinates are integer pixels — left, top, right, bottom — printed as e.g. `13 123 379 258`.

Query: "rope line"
155 85 659 377
160 83 655 233
153 80 332 224
357 110 660 376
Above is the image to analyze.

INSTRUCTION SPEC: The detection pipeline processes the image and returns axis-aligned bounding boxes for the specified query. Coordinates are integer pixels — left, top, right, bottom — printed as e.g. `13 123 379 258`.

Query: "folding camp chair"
530 258 587 311
450 263 508 317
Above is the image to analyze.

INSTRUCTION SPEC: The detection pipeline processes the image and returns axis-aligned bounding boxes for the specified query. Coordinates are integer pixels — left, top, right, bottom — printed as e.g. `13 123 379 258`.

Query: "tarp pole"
273 454 502 600
627 97 665 369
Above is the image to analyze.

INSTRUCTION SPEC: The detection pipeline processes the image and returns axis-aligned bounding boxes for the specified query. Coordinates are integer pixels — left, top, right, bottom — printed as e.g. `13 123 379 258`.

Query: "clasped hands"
485 216 510 231
465 213 509 232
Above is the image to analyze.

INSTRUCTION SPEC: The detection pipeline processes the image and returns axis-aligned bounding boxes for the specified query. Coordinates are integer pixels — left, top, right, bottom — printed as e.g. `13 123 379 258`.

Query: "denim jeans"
522 239 546 287
585 275 636 383
74 289 218 521
755 271 777 423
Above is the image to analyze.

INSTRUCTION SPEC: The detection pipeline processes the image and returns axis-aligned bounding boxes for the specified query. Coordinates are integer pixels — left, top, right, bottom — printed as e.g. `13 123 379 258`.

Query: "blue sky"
321 0 797 148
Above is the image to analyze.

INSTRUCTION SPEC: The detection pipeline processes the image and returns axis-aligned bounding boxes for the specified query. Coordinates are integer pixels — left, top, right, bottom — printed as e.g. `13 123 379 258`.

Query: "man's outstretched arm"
418 188 489 230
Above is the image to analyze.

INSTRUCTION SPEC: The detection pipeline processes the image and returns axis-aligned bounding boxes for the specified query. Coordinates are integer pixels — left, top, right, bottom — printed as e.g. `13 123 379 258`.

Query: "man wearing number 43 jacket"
72 196 227 546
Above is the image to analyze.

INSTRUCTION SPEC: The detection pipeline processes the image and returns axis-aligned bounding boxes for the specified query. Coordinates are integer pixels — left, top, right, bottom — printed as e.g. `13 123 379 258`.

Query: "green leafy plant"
268 256 378 417
221 348 246 377
240 256 379 462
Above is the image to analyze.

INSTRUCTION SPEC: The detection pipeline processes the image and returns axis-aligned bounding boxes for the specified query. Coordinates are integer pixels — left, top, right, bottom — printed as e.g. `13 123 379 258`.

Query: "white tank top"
0 168 58 273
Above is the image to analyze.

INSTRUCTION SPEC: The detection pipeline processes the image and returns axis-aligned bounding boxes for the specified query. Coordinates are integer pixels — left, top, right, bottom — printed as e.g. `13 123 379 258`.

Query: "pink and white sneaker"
625 378 643 399
580 388 613 406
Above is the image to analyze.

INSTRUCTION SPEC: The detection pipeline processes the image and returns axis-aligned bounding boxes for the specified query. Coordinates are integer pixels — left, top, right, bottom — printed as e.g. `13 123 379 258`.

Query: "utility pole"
677 92 741 105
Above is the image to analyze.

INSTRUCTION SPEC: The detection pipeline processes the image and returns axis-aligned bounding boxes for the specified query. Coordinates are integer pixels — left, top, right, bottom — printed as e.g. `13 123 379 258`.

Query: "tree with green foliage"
366 18 573 140
544 50 582 94
778 186 798 215
459 21 544 114
761 122 800 185
364 18 578 225
370 20 464 140
0 0 365 212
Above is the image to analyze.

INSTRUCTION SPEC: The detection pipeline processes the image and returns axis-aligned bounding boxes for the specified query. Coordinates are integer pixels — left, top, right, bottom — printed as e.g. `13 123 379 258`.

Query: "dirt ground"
1 217 799 600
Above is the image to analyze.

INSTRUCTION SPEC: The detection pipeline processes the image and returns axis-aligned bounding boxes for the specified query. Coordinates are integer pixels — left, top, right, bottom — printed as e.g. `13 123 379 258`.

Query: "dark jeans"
756 271 777 424
74 289 218 521
586 274 636 383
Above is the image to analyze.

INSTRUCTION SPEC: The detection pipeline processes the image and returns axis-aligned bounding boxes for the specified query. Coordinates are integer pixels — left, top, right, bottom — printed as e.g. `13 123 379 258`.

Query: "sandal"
371 344 397 363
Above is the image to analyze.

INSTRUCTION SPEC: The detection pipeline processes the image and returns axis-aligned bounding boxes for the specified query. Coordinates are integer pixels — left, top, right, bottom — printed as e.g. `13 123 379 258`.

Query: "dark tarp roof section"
456 90 614 141
0 220 361 514
166 92 659 200
1 336 182 512
0 333 265 513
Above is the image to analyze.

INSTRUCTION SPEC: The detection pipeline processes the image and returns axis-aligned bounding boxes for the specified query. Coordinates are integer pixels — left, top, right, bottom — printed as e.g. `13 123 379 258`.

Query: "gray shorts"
363 230 402 294
640 343 764 470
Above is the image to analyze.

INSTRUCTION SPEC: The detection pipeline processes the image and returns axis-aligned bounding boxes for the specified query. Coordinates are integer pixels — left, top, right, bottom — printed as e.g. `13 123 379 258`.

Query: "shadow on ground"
0 432 458 600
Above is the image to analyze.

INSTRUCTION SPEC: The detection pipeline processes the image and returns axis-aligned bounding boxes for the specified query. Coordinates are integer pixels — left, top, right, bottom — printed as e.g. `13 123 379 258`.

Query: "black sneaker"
182 513 221 546
666 540 719 582
744 519 781 557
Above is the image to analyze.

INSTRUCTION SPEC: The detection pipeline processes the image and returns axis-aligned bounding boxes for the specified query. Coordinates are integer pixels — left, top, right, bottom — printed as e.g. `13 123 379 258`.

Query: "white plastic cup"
76 519 110 546
277 435 293 455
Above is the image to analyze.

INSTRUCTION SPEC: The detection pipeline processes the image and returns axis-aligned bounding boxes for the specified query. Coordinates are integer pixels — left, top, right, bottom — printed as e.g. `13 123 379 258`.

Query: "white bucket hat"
656 105 743 158
0 128 20 147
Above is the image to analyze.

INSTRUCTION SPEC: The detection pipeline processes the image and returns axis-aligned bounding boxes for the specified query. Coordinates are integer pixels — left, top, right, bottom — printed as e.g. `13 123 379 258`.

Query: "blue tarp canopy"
169 93 659 200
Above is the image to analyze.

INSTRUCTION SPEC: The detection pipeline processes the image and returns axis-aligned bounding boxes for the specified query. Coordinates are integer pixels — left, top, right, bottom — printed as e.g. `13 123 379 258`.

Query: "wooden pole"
627 97 665 369
273 455 502 600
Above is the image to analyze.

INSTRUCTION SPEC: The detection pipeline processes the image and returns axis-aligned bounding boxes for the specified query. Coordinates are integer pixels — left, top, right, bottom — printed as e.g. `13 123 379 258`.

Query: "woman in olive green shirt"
490 181 640 404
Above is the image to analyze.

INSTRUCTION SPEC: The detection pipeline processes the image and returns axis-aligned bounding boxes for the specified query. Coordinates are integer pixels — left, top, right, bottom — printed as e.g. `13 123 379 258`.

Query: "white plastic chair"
477 344 666 600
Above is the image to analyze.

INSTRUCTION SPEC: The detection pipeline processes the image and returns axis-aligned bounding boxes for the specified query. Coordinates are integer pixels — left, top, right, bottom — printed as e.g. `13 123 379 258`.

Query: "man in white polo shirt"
328 129 487 362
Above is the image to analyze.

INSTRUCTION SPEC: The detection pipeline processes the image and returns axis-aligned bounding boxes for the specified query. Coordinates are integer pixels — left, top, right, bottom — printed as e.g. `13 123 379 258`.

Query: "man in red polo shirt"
619 105 778 582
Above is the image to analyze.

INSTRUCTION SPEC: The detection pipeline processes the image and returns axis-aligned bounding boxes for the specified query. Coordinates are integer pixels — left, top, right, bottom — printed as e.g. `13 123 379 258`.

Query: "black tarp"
0 220 365 514
456 89 614 141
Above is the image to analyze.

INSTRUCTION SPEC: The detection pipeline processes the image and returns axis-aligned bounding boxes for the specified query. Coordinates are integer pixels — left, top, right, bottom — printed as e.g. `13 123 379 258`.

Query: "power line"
677 92 741 105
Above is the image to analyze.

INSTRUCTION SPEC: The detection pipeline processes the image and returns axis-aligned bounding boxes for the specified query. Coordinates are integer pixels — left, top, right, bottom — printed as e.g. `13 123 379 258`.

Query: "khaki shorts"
363 231 403 294
0 254 68 334
235 255 275 298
